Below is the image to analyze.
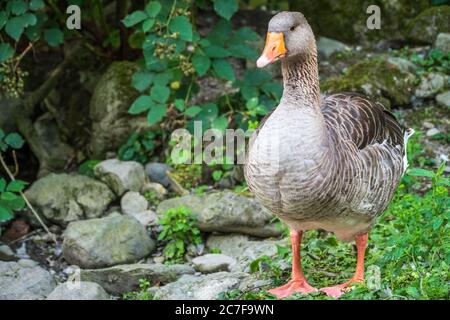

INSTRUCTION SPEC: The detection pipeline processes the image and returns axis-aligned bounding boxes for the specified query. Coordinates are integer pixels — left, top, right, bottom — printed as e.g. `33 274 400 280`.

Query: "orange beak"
256 32 287 68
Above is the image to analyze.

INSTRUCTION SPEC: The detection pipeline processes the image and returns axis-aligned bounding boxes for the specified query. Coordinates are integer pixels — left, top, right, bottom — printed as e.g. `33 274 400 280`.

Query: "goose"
244 11 414 298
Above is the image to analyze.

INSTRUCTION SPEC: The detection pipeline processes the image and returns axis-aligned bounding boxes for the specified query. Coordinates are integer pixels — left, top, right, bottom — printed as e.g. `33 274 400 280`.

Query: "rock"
415 73 446 98
426 128 441 137
25 173 116 226
0 261 56 300
156 191 282 238
0 245 15 261
192 254 236 273
46 282 109 300
141 182 168 200
408 6 450 44
422 121 435 129
89 61 150 158
121 191 148 215
80 263 195 294
94 159 146 196
434 33 450 52
151 272 246 300
206 234 280 272
145 162 173 187
317 37 350 59
321 58 416 107
387 57 418 74
31 113 75 178
436 91 450 108
18 259 38 268
62 215 155 268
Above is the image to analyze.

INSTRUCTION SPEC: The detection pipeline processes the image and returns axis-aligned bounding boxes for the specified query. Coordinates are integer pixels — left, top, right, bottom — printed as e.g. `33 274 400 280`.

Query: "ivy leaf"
132 71 153 92
29 0 45 11
0 206 13 222
0 43 14 63
192 53 211 76
5 133 24 149
151 85 170 103
147 104 167 125
10 0 27 15
213 0 238 20
213 59 235 81
122 10 147 27
145 1 162 18
169 16 192 41
44 28 64 47
129 95 153 114
5 17 25 41
185 106 202 117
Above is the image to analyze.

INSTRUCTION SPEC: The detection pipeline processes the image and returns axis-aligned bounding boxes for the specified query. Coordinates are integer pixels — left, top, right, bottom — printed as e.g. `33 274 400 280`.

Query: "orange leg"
320 232 369 298
268 229 317 298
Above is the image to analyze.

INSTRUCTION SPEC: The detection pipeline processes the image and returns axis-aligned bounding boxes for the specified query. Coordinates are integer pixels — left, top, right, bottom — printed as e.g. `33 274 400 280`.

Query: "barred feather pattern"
244 52 408 241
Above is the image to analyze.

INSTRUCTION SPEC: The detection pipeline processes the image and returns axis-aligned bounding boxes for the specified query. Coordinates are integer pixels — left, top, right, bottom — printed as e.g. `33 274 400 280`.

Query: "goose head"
256 11 316 68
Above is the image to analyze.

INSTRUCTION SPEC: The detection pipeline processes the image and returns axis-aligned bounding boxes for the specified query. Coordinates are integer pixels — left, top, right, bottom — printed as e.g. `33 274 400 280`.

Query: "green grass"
222 164 449 300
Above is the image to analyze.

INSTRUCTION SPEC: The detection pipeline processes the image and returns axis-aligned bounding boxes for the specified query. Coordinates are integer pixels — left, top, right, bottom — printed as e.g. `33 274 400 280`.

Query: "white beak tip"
256 56 270 68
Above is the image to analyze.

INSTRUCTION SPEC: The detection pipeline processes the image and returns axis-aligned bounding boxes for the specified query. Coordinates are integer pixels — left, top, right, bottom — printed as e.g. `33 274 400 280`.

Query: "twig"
12 150 19 177
0 153 57 244
14 42 34 71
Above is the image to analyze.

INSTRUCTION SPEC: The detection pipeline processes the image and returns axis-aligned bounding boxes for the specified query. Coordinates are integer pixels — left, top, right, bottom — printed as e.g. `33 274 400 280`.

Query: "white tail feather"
403 128 415 174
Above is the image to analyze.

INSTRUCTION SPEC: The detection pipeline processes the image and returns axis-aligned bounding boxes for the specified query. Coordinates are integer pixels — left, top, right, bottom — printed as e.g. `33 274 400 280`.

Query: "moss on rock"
321 58 417 107
407 5 450 44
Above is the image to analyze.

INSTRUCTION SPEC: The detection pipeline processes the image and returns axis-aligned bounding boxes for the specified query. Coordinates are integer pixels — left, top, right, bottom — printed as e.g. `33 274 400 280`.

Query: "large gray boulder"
25 173 116 226
436 91 450 108
89 61 149 158
0 261 56 300
62 215 155 269
94 159 147 196
434 33 450 52
46 281 110 300
415 73 446 98
150 272 246 300
407 6 450 44
156 191 282 238
80 263 195 294
192 254 236 274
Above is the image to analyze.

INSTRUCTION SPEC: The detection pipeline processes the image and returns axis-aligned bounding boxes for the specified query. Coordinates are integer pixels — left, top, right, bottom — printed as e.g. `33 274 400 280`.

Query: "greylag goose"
244 11 414 298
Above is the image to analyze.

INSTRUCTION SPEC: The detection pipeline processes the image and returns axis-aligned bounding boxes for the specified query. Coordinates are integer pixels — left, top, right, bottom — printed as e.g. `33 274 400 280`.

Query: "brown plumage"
244 11 414 298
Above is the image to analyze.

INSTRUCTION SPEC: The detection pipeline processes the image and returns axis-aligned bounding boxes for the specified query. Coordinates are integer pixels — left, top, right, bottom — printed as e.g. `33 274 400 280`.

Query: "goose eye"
290 26 296 31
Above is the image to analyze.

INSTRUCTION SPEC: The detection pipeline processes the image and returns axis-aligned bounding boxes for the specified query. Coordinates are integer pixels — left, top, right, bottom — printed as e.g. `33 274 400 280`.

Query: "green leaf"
142 18 155 32
5 133 24 149
0 206 13 222
153 70 173 86
407 168 434 178
10 0 27 15
151 85 170 103
1 192 18 201
122 10 147 27
145 1 162 18
185 106 202 117
213 0 238 20
432 217 443 230
147 104 167 125
44 28 64 47
228 44 257 59
212 59 235 81
7 180 27 193
0 11 8 30
169 16 192 41
29 0 45 11
0 43 14 62
0 179 6 192
203 45 230 58
207 19 232 45
211 116 228 132
129 95 153 114
5 17 25 41
25 25 41 41
19 12 37 27
192 53 211 76
132 71 153 92
174 99 185 111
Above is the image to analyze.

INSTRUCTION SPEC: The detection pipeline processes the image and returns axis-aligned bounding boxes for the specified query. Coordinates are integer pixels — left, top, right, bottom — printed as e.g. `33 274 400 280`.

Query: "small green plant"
0 129 26 225
409 49 450 74
144 190 160 205
78 160 101 178
158 206 202 263
123 279 154 300
209 247 222 254
118 131 157 164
